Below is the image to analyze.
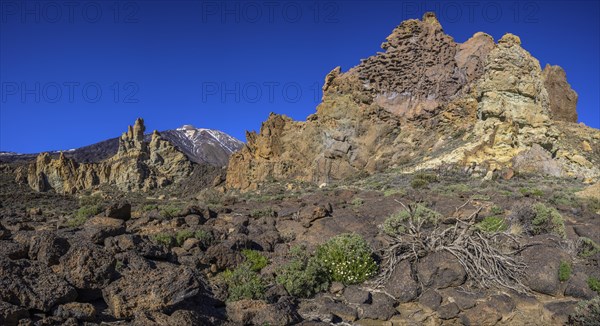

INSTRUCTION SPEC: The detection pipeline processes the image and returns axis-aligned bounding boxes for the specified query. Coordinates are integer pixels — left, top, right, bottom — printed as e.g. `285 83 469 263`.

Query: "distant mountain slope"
1 125 244 166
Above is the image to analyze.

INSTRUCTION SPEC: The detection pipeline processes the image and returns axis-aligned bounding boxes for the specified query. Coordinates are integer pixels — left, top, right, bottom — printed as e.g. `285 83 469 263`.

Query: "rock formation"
227 13 599 191
20 119 193 193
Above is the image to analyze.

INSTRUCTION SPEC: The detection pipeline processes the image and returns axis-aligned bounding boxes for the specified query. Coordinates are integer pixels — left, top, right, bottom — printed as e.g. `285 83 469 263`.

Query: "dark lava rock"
417 251 466 289
343 285 371 304
0 300 29 326
59 243 116 301
419 289 442 310
0 240 28 260
0 258 77 311
104 201 131 220
28 231 70 266
385 260 419 302
358 292 397 321
102 262 201 319
81 217 126 245
438 302 460 319
53 302 97 321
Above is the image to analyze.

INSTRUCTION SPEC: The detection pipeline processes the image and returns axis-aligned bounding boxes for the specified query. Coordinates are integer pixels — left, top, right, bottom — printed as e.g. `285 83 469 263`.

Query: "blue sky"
1 0 599 153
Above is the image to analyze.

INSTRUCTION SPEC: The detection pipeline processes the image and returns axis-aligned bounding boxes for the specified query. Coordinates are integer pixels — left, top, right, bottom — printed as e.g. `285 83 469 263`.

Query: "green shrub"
532 203 566 238
241 249 268 272
490 205 504 215
569 297 600 326
351 198 364 207
78 195 103 207
382 204 442 236
383 189 406 197
152 233 174 247
194 229 214 247
66 215 87 228
249 207 276 219
519 187 544 197
410 178 429 189
159 204 181 218
578 237 600 258
476 216 508 233
588 277 600 294
222 264 265 301
142 204 159 212
411 171 438 189
175 230 194 246
276 246 330 298
316 233 377 284
76 204 102 219
559 261 572 282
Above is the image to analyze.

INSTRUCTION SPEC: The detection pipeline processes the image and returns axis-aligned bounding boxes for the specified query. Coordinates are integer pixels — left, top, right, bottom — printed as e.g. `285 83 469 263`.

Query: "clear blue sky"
1 0 599 153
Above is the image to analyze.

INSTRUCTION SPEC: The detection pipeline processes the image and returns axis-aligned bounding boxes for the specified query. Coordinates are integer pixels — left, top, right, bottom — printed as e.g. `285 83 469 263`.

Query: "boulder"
0 258 77 311
385 260 419 302
104 201 131 220
28 231 70 266
59 243 116 301
102 262 201 319
82 217 126 244
53 302 97 321
417 251 466 289
0 300 29 326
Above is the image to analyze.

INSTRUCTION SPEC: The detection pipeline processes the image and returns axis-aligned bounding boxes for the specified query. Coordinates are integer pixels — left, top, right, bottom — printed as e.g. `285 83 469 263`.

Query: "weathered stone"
419 290 442 310
343 286 371 304
438 302 460 319
0 258 77 312
417 251 466 289
102 262 201 319
0 300 29 326
28 231 70 266
82 217 126 244
358 293 397 321
59 243 116 301
542 64 578 123
385 260 419 302
0 241 28 260
20 119 193 194
104 201 131 220
53 302 97 321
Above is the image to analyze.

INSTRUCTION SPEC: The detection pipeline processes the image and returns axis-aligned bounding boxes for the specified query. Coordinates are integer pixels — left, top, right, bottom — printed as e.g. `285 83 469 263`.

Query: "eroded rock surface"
20 118 193 193
226 13 598 191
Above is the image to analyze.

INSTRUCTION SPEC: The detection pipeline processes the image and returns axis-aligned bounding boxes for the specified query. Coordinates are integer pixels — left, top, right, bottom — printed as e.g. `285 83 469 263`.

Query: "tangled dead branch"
375 200 529 293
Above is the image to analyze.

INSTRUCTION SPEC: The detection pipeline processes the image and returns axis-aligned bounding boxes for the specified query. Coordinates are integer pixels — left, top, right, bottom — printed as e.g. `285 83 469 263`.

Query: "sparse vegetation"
519 187 544 197
558 261 572 282
411 172 438 189
159 204 181 218
577 237 600 258
510 202 565 238
194 229 214 247
76 204 102 219
351 197 364 207
316 233 377 284
276 245 330 298
66 215 88 228
152 233 174 247
476 216 508 233
241 249 268 272
588 277 600 294
569 297 600 326
382 204 442 236
249 207 276 219
222 264 266 301
383 188 406 197
532 203 566 238
175 230 194 246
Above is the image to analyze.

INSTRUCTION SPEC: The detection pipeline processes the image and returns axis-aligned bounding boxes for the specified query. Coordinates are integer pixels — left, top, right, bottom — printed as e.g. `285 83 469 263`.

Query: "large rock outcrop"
21 118 193 193
227 13 599 191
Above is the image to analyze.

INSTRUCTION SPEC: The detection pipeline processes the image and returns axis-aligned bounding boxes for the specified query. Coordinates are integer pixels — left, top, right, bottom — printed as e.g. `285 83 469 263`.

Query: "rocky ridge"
17 119 194 193
226 13 599 191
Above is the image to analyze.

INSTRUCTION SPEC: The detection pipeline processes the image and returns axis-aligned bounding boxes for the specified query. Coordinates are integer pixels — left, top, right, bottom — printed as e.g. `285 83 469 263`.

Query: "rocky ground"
1 163 599 326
